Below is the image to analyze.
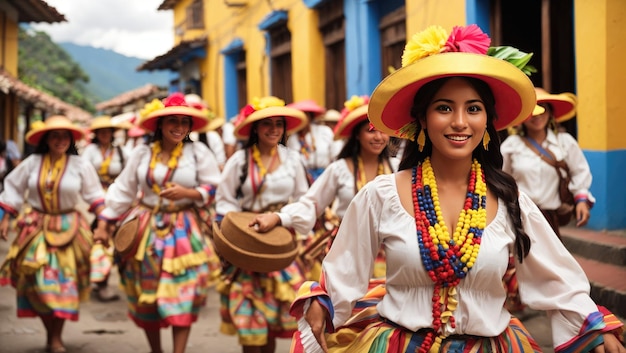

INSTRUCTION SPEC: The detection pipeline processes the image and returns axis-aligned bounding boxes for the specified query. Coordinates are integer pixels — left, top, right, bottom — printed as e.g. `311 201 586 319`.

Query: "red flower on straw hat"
163 92 188 107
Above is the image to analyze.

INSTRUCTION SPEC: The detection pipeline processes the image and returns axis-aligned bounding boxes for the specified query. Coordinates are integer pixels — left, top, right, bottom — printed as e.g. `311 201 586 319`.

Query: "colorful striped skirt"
291 316 542 353
217 262 305 346
0 209 92 321
118 206 221 329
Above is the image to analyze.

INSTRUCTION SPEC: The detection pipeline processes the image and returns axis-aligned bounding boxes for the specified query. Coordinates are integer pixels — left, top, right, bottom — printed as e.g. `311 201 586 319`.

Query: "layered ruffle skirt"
0 209 92 321
117 205 221 329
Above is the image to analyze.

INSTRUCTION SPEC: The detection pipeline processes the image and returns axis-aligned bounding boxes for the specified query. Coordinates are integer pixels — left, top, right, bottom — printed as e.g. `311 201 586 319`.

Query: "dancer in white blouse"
502 88 593 237
94 93 222 353
82 115 129 302
0 116 106 353
250 95 397 279
214 96 309 353
290 25 624 353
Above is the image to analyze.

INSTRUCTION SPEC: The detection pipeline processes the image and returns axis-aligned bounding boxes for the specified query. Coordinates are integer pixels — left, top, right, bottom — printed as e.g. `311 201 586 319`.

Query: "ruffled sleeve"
76 156 106 211
557 132 595 206
191 142 221 207
0 155 37 216
215 149 246 218
513 192 623 349
99 145 149 221
278 160 344 234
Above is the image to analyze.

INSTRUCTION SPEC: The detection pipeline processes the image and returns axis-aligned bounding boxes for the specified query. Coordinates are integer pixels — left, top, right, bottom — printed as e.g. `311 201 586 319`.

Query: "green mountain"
59 42 170 104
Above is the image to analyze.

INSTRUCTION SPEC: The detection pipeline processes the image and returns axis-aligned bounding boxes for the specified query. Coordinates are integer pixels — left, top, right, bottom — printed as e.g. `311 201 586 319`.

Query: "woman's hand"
575 201 591 227
305 299 329 353
93 219 111 245
249 213 281 233
592 332 626 353
0 217 9 241
160 182 202 201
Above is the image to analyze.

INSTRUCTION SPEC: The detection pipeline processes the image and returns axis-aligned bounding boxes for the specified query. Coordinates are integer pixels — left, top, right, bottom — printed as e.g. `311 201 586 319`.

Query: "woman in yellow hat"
502 89 593 237
289 25 624 353
214 96 309 353
0 115 106 353
82 115 130 302
250 95 397 280
93 92 222 353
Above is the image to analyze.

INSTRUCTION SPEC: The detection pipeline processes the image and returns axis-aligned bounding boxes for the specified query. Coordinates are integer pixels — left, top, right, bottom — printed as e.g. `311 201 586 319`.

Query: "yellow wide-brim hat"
369 53 536 136
89 115 130 131
369 25 537 137
234 106 307 140
534 88 577 123
138 93 209 132
25 115 85 146
333 104 368 140
199 116 226 133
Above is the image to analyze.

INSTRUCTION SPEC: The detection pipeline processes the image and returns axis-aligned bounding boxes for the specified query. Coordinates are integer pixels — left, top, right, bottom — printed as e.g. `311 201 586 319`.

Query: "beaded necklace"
355 156 387 191
146 141 184 196
412 157 486 353
98 145 114 185
38 154 68 212
250 144 277 197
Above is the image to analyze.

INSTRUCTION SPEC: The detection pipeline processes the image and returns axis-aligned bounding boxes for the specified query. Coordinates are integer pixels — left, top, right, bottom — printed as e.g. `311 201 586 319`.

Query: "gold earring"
482 131 490 150
417 129 426 152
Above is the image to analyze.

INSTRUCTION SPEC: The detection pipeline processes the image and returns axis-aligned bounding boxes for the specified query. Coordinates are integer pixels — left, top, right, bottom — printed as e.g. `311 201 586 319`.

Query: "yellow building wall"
0 12 19 75
575 0 626 151
172 0 468 118
405 0 466 38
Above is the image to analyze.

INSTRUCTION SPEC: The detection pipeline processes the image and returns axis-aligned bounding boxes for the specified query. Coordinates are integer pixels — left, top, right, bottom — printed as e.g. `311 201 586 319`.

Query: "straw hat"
200 116 226 133
368 24 537 137
25 115 85 146
138 92 209 132
333 95 370 140
234 96 307 140
89 115 130 132
534 88 577 122
317 109 341 123
287 99 326 115
212 212 299 273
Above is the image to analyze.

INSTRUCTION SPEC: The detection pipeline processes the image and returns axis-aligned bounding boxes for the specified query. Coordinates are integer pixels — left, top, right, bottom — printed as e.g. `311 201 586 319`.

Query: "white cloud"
32 0 174 60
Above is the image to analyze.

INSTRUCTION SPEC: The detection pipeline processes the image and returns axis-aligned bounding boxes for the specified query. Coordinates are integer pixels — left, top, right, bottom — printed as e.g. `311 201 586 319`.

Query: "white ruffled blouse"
0 154 104 213
278 158 399 235
322 173 599 347
81 143 128 180
100 142 221 219
501 131 595 209
215 144 309 215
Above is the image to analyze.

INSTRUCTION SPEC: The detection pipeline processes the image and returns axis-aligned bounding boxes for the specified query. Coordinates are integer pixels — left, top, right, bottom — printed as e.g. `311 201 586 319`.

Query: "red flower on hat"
163 92 189 107
443 24 490 54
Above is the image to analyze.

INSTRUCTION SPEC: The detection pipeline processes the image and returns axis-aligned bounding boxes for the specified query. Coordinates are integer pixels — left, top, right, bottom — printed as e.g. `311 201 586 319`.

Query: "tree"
18 27 97 113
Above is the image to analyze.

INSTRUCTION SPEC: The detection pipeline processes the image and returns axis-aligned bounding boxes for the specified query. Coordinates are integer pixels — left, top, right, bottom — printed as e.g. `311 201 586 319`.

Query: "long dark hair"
34 131 79 156
337 120 394 186
399 76 531 262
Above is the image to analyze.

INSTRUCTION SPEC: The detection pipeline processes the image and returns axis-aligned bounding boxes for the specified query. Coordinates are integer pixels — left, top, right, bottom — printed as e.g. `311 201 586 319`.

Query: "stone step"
573 255 626 319
561 227 626 267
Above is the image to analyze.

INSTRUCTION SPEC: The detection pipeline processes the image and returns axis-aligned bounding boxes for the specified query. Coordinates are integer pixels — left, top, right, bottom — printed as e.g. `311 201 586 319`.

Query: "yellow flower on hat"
251 96 285 111
344 95 368 112
401 25 448 67
140 99 165 119
31 120 46 130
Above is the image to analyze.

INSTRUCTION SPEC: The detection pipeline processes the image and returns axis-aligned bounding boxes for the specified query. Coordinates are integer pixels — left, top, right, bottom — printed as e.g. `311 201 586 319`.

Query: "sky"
32 0 174 60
